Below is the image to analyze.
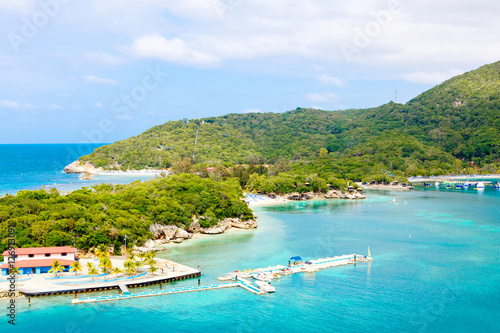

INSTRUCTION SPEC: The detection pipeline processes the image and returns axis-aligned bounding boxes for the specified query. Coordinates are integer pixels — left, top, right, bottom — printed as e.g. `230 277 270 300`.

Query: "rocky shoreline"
282 189 366 201
75 217 258 256
143 217 257 251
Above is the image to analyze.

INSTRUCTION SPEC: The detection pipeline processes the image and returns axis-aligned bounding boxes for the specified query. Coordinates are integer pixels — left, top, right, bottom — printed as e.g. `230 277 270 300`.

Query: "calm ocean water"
1 145 499 332
0 144 158 195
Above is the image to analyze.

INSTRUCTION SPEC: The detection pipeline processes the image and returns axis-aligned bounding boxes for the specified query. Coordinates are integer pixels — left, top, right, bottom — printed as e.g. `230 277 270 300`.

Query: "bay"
2 187 499 332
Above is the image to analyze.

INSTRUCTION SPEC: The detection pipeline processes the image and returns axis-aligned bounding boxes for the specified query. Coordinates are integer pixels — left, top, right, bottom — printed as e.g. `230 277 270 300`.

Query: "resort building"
1 246 77 276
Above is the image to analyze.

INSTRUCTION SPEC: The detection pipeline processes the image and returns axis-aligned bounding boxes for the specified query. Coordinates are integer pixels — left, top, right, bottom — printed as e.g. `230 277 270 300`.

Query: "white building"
1 246 77 276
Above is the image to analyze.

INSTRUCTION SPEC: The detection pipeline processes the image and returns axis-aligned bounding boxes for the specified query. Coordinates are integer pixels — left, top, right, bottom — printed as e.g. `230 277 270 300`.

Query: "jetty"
218 254 370 281
18 260 200 297
72 281 263 304
70 254 371 304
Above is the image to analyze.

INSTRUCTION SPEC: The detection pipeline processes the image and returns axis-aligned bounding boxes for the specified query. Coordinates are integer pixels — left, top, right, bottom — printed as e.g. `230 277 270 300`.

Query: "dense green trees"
0 174 253 259
78 61 500 177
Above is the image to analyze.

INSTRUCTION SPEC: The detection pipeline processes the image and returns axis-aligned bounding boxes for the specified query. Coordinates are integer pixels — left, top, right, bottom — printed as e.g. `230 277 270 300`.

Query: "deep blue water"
0 145 499 332
0 144 157 195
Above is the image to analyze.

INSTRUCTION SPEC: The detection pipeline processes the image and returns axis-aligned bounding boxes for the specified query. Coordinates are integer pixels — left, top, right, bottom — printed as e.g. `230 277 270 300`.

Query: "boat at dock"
255 281 275 293
253 272 273 282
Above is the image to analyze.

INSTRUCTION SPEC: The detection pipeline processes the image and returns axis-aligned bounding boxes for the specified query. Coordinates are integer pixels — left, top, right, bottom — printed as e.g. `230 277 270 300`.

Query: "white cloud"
130 34 219 66
318 74 345 87
242 108 261 113
306 92 340 103
0 100 19 109
95 102 103 108
0 99 38 109
403 69 464 85
83 75 118 85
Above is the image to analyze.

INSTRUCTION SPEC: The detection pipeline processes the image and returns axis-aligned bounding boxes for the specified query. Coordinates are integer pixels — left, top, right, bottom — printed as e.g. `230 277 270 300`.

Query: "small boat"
253 273 272 282
255 281 275 293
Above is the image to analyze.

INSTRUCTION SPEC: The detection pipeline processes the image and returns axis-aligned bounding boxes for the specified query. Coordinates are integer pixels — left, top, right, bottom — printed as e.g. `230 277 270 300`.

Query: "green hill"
80 61 500 179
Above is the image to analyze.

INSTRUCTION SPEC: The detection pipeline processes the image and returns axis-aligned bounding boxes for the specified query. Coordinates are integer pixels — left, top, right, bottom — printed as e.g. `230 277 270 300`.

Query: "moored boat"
255 281 276 293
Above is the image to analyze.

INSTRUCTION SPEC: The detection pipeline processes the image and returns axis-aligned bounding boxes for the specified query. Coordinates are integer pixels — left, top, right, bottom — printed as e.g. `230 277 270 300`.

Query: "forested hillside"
80 61 500 178
0 174 252 256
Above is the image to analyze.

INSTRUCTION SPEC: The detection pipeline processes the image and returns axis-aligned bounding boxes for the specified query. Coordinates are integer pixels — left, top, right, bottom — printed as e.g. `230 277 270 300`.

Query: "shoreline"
63 160 166 176
409 174 500 182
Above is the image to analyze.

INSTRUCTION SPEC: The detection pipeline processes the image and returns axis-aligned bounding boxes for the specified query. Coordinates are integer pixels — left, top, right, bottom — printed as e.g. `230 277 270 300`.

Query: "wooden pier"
70 254 370 304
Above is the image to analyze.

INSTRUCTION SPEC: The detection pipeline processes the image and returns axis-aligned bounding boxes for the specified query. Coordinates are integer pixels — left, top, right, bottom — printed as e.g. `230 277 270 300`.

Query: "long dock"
72 281 263 304
70 254 371 304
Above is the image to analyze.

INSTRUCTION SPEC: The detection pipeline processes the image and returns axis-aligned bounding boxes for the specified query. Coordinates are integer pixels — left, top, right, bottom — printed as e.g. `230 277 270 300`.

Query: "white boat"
253 273 272 282
255 281 275 293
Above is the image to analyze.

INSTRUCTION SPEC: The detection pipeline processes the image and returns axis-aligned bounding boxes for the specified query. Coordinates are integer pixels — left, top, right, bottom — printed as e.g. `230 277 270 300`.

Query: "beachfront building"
1 246 77 276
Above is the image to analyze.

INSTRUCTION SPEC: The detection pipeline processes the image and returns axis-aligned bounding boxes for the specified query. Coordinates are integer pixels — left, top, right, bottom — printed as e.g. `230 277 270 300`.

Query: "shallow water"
2 188 499 332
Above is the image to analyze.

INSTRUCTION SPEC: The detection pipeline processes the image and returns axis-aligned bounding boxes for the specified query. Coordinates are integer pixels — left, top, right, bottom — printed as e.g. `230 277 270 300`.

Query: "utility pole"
192 124 200 160
124 234 128 254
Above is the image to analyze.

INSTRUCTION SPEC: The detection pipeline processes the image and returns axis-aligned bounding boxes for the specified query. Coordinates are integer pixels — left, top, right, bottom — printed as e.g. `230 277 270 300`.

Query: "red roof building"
1 246 77 276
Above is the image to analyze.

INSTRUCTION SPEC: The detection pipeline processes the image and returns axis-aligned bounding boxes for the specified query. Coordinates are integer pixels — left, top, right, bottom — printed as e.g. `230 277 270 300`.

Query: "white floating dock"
218 254 372 281
72 281 263 304
72 254 371 304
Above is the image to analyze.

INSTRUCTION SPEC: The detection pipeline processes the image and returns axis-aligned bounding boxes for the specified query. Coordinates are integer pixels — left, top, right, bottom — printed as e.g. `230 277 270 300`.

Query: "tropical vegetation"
79 61 500 178
0 174 252 259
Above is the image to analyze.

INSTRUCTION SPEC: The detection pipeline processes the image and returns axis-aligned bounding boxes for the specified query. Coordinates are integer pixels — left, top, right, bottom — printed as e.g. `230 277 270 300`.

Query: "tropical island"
71 61 500 182
1 61 500 261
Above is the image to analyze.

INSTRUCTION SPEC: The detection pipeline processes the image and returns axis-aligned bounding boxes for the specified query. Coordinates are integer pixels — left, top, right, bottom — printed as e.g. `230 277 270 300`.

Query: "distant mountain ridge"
78 61 500 178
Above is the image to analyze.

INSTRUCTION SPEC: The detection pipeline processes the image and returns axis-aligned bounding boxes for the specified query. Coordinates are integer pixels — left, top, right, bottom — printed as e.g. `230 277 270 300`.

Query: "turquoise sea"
0 144 158 195
1 145 500 332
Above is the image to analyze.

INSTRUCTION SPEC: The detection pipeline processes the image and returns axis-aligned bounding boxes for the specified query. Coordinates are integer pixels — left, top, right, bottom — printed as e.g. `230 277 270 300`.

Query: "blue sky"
0 0 499 144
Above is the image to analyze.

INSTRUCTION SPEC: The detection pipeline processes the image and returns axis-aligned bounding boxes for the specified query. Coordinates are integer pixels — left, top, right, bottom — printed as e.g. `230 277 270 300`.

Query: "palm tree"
49 260 64 277
126 248 135 261
110 267 122 277
148 259 158 274
95 246 109 259
99 257 112 275
86 261 96 276
88 266 99 281
69 261 82 276
137 252 147 264
146 252 155 261
134 259 143 272
123 260 136 276
9 267 20 277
